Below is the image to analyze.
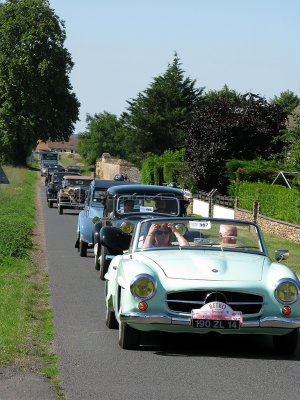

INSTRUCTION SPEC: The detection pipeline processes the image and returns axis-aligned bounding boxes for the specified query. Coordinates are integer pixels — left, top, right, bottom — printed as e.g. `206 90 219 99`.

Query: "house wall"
95 153 141 182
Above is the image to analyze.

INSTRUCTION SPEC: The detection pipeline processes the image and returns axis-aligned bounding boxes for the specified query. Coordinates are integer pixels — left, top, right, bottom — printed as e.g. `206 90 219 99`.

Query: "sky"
48 0 300 135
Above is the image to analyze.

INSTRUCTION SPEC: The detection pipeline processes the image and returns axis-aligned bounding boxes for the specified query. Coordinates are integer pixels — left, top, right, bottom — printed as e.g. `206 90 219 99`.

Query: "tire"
99 246 110 280
94 243 100 270
273 329 299 355
118 322 140 349
105 306 118 329
79 238 88 257
58 204 63 215
48 201 53 208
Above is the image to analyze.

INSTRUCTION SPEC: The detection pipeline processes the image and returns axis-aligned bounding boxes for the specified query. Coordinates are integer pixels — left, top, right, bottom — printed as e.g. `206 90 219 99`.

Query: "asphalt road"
41 187 300 400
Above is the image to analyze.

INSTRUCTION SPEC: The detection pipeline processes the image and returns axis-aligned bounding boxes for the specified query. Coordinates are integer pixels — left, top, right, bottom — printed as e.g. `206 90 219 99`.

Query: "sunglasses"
156 230 170 236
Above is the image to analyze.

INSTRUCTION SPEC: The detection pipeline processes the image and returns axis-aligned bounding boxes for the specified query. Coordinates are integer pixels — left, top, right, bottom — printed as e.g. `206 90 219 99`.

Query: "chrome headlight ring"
130 274 157 300
274 278 300 305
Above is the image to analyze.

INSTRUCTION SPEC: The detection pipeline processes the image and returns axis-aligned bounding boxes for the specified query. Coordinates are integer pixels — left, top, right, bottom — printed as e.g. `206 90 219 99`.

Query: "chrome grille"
166 290 263 315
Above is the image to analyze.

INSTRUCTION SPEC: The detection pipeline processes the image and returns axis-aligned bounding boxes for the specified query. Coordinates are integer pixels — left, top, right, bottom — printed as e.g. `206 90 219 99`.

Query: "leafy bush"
225 159 295 183
232 182 300 224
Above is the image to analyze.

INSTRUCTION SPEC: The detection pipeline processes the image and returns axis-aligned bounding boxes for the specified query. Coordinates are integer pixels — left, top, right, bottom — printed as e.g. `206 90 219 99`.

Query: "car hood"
139 250 265 281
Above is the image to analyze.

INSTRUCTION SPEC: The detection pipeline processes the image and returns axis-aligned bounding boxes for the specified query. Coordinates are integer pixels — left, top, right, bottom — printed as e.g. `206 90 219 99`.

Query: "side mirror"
100 226 131 254
275 249 289 263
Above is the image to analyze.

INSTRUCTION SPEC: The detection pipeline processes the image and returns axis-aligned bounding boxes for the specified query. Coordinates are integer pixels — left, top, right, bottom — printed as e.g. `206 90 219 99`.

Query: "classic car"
75 180 140 257
43 164 65 182
46 171 81 208
94 185 190 280
103 217 300 352
57 175 93 215
66 165 81 173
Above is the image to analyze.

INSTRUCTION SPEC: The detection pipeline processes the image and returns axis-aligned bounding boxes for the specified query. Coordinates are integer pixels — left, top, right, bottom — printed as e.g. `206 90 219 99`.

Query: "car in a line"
94 184 190 280
103 216 300 352
46 171 81 208
44 165 66 184
57 175 94 215
66 165 81 173
75 180 140 257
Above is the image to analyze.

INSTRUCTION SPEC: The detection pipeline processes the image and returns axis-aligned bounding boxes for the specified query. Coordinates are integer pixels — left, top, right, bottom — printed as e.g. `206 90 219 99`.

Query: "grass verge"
0 165 63 398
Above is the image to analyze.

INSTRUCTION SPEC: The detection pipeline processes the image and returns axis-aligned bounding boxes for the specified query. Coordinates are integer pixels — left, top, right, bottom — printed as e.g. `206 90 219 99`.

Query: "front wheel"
273 329 299 355
99 246 110 280
58 203 63 215
94 243 100 270
79 238 88 257
118 322 140 349
106 306 118 329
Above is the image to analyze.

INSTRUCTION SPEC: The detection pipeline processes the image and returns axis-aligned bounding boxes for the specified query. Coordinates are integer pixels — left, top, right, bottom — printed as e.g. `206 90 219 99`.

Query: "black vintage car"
46 171 81 208
94 184 190 279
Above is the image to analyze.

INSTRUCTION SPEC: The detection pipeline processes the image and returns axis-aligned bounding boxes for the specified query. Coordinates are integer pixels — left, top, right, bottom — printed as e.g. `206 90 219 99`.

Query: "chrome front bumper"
120 313 300 329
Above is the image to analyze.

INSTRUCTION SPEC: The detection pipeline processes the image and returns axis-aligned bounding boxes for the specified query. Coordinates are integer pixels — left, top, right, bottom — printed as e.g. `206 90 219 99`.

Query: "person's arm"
142 224 158 248
168 224 189 246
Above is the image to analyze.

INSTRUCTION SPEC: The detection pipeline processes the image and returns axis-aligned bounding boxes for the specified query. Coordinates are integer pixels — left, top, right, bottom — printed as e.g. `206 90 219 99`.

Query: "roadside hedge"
226 159 297 184
231 182 300 224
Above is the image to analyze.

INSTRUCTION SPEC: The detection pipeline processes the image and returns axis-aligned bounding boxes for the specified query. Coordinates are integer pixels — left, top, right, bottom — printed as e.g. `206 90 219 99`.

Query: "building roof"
36 137 79 151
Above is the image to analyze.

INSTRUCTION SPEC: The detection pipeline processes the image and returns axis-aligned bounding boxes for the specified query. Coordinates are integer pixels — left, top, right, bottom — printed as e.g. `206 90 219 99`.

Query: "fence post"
253 201 260 223
208 188 218 217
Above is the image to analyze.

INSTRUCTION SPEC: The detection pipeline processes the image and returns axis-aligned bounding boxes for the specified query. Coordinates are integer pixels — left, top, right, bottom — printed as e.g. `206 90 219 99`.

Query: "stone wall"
234 208 300 243
95 153 141 182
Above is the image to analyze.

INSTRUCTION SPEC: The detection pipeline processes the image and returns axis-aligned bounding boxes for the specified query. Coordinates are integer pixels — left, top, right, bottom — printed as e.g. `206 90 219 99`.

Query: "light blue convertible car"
103 217 300 353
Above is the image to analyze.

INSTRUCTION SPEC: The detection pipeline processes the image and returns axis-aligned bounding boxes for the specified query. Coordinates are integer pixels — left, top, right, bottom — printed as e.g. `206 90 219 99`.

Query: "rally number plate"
192 319 240 330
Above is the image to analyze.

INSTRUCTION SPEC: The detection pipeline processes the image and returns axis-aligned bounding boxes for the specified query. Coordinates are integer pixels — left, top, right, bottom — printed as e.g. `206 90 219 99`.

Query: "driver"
219 225 237 244
142 223 189 248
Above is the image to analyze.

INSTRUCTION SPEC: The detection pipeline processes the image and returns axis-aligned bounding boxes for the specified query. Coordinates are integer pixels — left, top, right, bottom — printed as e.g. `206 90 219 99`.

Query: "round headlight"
121 222 133 234
130 274 156 300
92 216 100 224
275 279 299 304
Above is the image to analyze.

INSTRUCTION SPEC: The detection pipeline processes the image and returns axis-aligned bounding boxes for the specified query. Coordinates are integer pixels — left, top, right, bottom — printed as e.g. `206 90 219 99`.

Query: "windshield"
92 189 106 204
135 218 264 253
65 179 91 187
116 195 179 216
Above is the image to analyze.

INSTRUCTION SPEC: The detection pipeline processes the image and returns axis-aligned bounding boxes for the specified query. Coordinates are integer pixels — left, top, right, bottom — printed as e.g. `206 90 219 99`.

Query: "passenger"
219 225 237 244
142 223 189 248
123 199 134 213
155 198 168 213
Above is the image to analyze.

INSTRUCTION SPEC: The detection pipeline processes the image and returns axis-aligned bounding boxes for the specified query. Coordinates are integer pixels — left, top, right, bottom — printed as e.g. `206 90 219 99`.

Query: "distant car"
104 216 300 352
57 176 93 215
44 165 66 184
94 184 190 280
46 171 81 208
75 180 139 257
66 165 81 173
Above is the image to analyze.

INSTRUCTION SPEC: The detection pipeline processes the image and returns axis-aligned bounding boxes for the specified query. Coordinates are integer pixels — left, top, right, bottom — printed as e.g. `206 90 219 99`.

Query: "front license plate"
192 319 240 330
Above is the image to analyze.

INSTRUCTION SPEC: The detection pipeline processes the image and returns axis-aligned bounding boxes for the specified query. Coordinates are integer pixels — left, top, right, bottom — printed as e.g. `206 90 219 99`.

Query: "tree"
270 90 300 114
0 0 79 165
77 112 126 166
122 53 204 158
203 84 242 105
185 93 287 193
278 111 300 167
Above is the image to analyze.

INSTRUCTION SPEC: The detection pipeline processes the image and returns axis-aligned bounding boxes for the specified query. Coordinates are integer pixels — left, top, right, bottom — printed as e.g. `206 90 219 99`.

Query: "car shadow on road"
139 331 300 361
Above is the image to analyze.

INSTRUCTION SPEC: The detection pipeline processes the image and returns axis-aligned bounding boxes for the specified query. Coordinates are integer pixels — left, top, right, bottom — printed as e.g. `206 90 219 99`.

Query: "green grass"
0 166 62 396
263 232 300 275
